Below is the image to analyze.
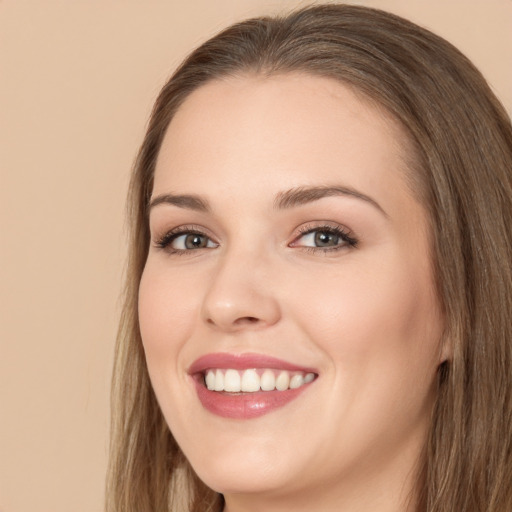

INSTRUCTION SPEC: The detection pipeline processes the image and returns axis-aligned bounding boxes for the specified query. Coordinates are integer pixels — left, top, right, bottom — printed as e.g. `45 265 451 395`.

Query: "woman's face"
139 74 446 509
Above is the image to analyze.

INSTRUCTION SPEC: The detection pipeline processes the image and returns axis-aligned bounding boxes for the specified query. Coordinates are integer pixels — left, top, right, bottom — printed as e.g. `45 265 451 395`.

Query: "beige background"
1 1 510 511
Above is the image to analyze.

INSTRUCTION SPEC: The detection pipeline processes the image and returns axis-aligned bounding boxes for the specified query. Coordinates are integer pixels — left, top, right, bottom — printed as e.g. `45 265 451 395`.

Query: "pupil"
185 234 206 249
315 231 338 247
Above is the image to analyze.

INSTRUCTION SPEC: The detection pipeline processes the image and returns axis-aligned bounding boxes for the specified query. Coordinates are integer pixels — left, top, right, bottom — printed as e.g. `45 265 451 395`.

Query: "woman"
106 4 512 512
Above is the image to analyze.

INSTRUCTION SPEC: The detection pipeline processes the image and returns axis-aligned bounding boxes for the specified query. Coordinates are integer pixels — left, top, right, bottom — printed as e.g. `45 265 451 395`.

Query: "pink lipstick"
189 353 317 419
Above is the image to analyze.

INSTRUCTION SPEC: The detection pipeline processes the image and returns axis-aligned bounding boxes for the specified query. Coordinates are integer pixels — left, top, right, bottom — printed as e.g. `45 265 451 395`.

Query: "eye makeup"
152 220 358 257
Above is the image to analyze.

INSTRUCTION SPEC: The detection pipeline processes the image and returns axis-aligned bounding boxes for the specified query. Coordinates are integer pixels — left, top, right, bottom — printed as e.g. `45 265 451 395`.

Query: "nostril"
206 316 260 327
234 316 260 325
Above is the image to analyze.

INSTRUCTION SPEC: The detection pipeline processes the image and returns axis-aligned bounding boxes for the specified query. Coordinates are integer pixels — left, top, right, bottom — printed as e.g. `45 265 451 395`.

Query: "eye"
171 232 216 250
154 226 218 254
300 230 341 248
291 224 358 252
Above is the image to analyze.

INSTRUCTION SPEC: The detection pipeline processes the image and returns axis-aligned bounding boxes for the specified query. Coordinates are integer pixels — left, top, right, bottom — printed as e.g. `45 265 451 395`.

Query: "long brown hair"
106 4 512 511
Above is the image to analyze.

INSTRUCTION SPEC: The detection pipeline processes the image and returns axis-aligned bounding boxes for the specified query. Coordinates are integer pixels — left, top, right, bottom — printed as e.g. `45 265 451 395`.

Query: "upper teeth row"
204 368 315 393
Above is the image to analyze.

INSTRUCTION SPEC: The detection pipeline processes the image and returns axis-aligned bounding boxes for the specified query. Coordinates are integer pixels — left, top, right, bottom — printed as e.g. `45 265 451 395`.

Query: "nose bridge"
201 242 281 331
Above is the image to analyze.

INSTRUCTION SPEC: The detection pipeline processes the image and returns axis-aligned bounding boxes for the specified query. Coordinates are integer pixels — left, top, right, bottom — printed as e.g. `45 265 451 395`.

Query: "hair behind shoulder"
106 4 512 511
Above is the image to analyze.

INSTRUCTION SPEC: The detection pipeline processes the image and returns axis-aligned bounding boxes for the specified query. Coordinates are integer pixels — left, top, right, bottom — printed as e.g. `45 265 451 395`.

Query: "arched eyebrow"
149 185 387 217
149 193 210 212
274 185 388 217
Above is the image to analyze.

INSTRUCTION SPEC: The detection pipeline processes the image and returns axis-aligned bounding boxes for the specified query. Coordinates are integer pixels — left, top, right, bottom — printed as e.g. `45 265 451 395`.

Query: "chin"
192 457 289 496
178 427 298 495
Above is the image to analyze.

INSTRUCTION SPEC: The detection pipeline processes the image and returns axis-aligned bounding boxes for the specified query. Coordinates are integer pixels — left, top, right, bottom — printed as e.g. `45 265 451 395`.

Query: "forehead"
153 73 414 210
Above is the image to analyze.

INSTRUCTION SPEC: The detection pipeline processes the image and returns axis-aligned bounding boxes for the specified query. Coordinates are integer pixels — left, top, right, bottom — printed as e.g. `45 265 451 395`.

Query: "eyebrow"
274 185 388 217
149 185 387 217
149 193 211 212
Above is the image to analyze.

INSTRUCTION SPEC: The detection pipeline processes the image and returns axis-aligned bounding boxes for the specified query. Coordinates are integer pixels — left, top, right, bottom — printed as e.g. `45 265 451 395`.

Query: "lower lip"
193 377 311 419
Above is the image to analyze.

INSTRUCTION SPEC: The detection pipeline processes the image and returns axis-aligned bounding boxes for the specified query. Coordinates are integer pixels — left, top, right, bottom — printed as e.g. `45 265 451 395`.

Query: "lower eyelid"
300 244 350 254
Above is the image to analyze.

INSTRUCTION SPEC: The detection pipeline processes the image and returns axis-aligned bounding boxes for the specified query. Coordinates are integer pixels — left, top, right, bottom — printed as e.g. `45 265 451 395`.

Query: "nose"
201 251 281 332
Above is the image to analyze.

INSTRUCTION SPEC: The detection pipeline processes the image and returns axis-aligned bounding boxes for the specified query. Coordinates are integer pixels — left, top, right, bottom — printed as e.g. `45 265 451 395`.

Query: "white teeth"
205 370 216 390
224 369 241 392
214 369 224 392
241 369 260 392
304 372 315 383
260 369 276 391
289 374 305 389
275 371 290 391
203 368 316 393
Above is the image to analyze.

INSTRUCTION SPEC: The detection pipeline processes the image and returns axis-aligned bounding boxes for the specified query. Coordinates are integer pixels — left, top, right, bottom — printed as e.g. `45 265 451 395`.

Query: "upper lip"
188 352 318 375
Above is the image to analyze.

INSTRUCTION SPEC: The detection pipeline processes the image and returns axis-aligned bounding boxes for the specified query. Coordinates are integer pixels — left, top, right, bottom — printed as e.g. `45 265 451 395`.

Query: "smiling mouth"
190 353 318 419
204 368 316 393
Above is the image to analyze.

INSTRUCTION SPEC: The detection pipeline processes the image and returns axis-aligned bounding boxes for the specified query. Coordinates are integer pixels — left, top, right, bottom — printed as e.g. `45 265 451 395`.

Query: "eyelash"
293 224 359 253
154 225 215 255
153 223 358 255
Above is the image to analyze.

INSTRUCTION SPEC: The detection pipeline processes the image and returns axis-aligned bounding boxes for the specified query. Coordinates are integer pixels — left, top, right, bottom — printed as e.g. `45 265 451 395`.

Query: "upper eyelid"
153 224 216 239
293 221 354 238
153 222 347 237
152 221 357 248
295 221 347 233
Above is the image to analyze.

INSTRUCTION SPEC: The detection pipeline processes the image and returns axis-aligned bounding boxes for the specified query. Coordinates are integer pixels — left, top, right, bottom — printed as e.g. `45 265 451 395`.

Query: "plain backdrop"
1 1 510 511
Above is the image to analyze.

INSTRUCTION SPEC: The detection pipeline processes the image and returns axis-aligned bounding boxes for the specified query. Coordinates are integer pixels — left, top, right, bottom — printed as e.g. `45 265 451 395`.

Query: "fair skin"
139 74 446 512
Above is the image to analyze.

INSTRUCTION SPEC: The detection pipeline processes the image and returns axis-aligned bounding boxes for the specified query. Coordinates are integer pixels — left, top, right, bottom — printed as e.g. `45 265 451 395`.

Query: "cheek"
138 262 207 432
138 262 200 368
286 258 443 463
289 254 442 385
